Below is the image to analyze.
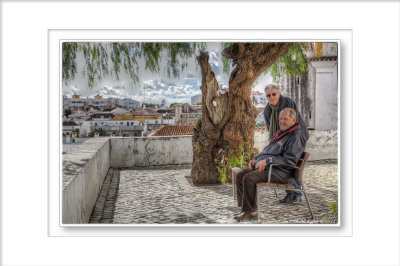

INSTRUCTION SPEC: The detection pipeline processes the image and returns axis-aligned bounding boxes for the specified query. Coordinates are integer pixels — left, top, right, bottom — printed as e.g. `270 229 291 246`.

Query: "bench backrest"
293 152 309 182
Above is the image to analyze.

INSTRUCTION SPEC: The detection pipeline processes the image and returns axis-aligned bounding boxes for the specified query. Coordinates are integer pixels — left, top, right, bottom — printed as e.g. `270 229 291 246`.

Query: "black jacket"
264 95 309 139
254 123 308 181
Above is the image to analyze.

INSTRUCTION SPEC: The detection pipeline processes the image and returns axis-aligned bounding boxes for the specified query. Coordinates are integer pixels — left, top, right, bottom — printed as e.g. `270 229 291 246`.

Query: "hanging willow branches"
62 42 309 89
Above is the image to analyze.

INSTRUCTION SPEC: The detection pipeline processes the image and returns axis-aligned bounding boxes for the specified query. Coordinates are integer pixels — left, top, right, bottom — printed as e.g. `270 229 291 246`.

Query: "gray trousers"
236 168 288 212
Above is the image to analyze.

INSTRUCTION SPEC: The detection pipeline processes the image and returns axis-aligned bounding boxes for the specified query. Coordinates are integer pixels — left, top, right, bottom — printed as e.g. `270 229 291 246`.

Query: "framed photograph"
2 1 399 266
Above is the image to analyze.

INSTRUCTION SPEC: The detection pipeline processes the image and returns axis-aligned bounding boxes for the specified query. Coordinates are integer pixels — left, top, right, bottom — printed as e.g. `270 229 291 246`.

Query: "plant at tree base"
215 158 228 184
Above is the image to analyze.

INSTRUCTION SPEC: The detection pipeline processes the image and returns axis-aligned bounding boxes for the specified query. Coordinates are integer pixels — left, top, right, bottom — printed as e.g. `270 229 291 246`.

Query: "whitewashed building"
80 120 143 137
276 42 338 130
64 97 111 109
118 98 140 109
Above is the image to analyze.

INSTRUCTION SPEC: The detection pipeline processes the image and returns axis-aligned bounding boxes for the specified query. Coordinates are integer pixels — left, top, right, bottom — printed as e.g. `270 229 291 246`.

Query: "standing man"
263 84 309 141
234 108 308 221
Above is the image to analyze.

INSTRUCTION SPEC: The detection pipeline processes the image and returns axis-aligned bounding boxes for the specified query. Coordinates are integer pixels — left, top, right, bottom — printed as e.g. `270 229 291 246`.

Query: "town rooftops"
129 108 162 116
148 125 195 136
63 121 78 126
90 112 115 119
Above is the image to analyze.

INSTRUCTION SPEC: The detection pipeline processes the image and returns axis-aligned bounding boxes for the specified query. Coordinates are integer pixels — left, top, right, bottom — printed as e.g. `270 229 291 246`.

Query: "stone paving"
90 161 338 224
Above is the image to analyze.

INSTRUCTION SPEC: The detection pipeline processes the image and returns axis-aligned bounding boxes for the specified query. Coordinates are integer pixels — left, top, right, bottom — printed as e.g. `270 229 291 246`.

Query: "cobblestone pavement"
90 161 338 224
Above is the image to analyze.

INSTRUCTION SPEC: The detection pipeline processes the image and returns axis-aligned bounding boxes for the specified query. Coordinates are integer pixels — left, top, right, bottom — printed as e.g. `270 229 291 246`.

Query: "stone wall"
62 138 110 224
254 129 338 161
109 136 193 168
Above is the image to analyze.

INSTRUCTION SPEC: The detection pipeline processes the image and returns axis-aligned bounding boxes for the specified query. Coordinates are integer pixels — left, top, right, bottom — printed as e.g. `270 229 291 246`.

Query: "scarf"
269 103 280 141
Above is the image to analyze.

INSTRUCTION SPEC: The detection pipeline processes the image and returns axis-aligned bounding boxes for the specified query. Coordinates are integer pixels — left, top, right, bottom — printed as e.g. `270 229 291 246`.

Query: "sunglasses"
266 92 277 98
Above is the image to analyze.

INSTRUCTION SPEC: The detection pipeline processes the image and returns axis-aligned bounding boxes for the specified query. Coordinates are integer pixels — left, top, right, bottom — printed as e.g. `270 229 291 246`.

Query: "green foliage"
194 142 201 153
327 199 338 216
322 198 338 224
215 158 228 184
88 128 107 137
228 144 250 169
64 108 72 118
63 41 308 90
62 43 78 83
266 43 309 82
169 102 190 108
215 144 252 184
62 42 206 88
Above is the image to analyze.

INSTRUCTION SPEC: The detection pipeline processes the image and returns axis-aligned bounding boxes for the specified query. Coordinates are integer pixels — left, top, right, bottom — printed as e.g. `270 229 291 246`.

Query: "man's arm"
267 134 306 167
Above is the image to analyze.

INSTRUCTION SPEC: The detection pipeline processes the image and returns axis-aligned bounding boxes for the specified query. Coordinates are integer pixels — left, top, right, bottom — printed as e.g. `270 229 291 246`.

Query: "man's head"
279 107 297 131
265 84 280 106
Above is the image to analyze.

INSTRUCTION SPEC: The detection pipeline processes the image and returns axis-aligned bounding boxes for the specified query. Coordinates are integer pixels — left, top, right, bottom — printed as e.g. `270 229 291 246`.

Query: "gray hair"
264 83 280 93
280 107 296 120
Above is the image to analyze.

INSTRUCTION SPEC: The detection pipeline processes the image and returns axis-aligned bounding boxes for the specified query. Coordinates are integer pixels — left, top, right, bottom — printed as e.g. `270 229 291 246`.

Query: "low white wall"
62 143 82 154
254 129 338 161
304 130 338 161
110 136 193 168
62 138 110 224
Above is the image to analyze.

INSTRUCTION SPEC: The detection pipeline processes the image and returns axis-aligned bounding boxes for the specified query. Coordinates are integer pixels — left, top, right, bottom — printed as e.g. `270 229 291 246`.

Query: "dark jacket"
264 95 309 139
254 123 308 181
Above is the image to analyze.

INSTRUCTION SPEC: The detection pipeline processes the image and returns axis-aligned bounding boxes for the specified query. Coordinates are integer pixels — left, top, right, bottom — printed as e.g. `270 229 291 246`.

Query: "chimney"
175 104 182 123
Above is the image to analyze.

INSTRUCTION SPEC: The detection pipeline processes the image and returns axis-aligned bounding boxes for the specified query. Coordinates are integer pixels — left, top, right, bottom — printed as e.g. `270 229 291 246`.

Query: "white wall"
62 138 110 224
310 60 338 130
254 129 338 161
110 136 193 168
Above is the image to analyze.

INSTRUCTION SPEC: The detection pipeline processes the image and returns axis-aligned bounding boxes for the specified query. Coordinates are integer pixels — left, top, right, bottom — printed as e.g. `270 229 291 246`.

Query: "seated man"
234 107 309 221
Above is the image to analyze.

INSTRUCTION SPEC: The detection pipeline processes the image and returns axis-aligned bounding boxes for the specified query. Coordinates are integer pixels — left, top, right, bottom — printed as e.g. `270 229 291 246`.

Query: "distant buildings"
63 95 140 111
64 94 111 109
112 108 163 124
62 94 202 141
251 91 267 106
118 98 141 109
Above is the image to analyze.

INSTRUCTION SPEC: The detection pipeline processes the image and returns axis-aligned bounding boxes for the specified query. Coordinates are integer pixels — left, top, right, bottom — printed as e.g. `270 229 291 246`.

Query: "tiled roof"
129 108 161 116
148 125 195 136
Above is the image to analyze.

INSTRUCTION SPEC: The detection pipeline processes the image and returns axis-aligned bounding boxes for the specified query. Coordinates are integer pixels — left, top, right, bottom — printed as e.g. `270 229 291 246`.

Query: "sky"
62 42 272 107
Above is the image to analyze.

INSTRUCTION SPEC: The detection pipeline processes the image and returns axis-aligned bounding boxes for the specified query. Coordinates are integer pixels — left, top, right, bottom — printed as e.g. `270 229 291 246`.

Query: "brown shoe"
234 211 257 221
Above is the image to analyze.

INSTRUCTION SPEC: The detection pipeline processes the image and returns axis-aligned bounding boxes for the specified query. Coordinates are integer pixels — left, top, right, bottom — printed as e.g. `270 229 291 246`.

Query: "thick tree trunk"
191 43 292 184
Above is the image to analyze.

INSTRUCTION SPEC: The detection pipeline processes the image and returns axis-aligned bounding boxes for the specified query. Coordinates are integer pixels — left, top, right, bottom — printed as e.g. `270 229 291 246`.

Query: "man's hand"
256 160 267 172
248 159 256 169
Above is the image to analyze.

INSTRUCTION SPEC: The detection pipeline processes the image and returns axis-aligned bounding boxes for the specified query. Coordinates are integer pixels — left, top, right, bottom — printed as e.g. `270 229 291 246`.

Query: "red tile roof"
148 125 195 136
